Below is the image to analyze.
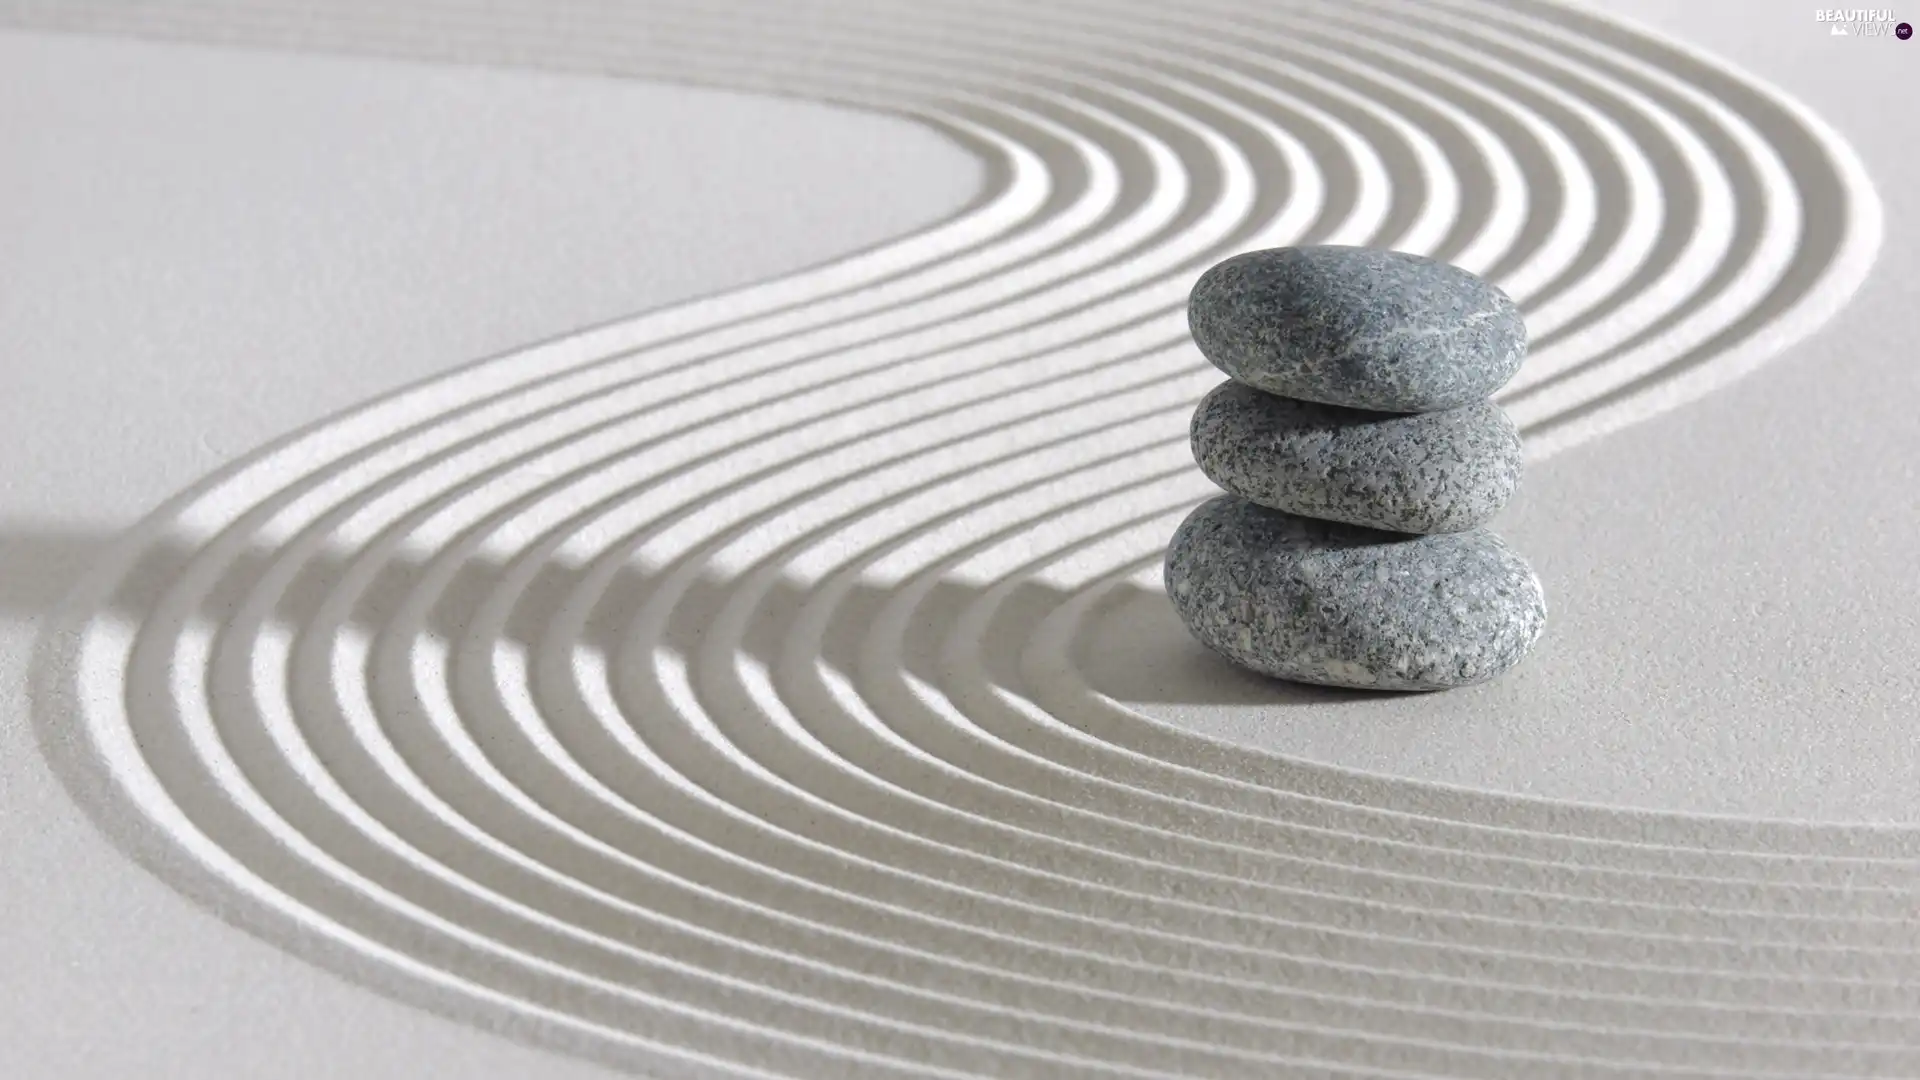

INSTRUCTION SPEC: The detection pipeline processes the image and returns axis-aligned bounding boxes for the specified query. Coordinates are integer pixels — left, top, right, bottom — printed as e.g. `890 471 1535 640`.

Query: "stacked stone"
1165 246 1547 692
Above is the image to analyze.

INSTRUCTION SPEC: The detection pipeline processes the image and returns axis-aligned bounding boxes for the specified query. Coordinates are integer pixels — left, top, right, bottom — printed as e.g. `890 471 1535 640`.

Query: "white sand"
5 1 1918 1076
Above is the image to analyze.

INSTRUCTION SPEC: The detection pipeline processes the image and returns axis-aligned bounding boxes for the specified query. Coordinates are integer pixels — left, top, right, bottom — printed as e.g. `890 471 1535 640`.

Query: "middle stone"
1190 379 1523 535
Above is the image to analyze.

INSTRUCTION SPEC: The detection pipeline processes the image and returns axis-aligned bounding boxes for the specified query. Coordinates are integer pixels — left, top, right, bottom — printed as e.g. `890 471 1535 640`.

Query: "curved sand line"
22 0 1902 1075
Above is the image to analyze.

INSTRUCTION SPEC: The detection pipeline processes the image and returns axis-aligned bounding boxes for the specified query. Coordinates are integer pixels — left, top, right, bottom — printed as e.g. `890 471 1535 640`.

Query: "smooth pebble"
1164 495 1546 691
1187 245 1527 413
1189 379 1523 534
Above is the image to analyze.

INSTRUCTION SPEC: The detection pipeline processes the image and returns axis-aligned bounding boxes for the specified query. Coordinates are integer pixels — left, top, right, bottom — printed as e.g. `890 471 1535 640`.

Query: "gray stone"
1187 246 1527 413
1189 380 1523 534
1163 495 1546 691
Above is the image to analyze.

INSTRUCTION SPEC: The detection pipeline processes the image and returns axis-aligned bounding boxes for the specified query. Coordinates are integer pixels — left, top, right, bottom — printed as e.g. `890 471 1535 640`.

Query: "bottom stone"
1164 495 1546 691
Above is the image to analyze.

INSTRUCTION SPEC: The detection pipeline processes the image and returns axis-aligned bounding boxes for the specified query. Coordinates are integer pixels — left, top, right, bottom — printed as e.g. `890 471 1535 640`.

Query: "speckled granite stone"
1187 246 1527 413
1189 380 1524 534
1163 495 1546 690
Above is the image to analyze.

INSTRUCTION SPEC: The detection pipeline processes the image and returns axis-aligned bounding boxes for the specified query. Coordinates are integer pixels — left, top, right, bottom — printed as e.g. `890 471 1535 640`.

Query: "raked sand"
8 1 1920 1076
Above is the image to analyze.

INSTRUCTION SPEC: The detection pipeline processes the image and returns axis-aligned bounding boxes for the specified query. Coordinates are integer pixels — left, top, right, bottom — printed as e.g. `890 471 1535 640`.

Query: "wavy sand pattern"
22 0 1904 1075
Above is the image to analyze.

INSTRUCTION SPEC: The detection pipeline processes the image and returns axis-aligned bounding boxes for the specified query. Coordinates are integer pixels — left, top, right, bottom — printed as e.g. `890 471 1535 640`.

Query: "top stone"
1188 246 1527 413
